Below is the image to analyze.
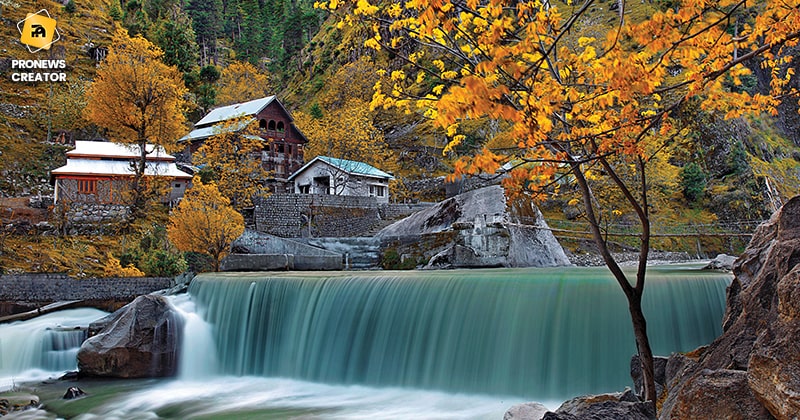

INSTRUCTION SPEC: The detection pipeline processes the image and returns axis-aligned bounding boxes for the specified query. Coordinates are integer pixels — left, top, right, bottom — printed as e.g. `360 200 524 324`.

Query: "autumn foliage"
194 117 271 210
103 252 145 277
295 58 397 174
85 29 189 216
167 178 245 272
216 61 272 106
317 0 800 404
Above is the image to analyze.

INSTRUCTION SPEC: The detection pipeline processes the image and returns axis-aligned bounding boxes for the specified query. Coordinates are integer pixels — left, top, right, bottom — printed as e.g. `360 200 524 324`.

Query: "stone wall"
254 194 434 238
56 202 131 235
254 194 382 237
0 273 172 302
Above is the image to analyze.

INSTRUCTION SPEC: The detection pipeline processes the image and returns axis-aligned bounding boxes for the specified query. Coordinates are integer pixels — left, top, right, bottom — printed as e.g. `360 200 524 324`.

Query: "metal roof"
68 141 176 161
178 118 256 143
51 158 192 179
195 96 276 127
288 156 393 181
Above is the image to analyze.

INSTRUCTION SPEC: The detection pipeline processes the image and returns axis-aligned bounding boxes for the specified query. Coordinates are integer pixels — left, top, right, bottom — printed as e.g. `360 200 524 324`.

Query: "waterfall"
0 308 107 390
187 266 730 400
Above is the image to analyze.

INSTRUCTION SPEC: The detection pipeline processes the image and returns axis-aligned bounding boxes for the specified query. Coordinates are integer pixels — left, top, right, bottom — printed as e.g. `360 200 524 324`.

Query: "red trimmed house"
51 141 192 205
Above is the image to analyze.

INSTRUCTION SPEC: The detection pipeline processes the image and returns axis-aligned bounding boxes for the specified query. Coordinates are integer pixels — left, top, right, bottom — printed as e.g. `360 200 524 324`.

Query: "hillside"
0 0 799 273
1 0 116 195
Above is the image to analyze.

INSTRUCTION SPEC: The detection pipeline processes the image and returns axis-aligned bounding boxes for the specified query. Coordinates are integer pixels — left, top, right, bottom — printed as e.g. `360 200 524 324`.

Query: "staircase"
299 237 382 270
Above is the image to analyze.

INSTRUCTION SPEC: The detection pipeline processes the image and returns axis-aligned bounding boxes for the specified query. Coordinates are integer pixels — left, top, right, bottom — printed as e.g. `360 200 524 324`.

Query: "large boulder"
503 402 549 420
747 265 800 419
666 369 774 420
658 196 800 420
77 295 183 378
376 185 571 268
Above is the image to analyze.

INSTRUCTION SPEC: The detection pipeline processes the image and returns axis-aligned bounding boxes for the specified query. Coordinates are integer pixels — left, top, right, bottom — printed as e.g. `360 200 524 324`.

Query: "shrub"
680 162 707 202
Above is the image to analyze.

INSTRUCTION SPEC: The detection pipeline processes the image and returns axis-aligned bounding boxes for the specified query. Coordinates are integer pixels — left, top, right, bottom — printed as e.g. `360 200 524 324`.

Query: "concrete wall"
0 273 172 302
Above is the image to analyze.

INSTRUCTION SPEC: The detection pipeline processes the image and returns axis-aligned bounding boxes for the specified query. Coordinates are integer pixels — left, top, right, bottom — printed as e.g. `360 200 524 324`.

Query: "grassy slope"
0 0 114 195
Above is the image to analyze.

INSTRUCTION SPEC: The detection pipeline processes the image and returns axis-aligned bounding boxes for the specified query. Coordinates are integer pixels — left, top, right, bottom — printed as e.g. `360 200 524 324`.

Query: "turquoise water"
0 308 107 390
188 265 730 400
4 266 730 418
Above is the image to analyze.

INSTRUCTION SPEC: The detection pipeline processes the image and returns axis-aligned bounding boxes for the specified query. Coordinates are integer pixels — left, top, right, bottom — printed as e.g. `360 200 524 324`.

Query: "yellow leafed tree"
318 0 800 403
295 99 396 172
295 58 397 177
216 61 272 106
167 178 244 272
194 117 271 210
85 29 189 217
103 253 145 277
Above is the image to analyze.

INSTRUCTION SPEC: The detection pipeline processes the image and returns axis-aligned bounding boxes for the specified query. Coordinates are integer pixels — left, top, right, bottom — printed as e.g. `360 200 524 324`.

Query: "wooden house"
179 96 308 191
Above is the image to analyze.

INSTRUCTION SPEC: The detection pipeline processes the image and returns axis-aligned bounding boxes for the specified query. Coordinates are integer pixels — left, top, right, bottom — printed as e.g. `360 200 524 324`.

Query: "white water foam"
0 308 107 391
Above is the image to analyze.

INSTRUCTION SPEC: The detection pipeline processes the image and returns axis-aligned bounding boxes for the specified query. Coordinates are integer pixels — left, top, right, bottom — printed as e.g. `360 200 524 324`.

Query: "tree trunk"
629 289 657 404
569 161 658 405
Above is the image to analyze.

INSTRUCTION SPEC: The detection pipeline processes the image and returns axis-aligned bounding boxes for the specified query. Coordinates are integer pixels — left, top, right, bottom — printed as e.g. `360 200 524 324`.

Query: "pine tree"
187 0 222 65
151 5 199 75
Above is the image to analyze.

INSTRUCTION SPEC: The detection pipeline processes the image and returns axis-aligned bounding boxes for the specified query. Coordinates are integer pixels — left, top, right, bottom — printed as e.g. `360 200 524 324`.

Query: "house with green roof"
287 156 394 203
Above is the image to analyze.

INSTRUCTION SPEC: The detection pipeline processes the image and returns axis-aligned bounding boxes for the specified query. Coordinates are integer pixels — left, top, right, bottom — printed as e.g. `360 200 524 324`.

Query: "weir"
0 308 107 390
189 266 731 400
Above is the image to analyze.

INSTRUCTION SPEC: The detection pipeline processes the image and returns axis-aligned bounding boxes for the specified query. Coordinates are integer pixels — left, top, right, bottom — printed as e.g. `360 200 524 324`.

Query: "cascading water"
0 308 107 390
187 265 731 401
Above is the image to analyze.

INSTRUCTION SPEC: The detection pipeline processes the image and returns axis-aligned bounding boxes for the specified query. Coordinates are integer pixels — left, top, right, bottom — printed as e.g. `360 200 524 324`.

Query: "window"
276 143 285 154
268 120 276 130
276 121 285 132
370 185 386 197
174 183 182 188
299 184 310 194
259 119 267 129
77 179 97 194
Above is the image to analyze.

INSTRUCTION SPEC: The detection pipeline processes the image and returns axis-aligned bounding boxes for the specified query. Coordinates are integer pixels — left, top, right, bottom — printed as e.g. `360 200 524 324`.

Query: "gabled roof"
179 118 255 143
51 141 191 181
51 159 192 179
195 96 276 127
288 156 394 181
67 141 176 161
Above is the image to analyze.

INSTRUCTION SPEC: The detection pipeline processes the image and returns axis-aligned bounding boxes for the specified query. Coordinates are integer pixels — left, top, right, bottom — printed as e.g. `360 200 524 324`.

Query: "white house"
287 156 393 204
51 141 192 204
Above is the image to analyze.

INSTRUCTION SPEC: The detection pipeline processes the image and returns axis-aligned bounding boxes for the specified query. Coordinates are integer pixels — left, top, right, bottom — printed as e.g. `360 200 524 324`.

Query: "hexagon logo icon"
17 9 60 53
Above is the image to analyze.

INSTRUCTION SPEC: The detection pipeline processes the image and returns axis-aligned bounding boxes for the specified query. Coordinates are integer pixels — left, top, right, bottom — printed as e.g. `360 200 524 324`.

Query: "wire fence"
518 217 765 238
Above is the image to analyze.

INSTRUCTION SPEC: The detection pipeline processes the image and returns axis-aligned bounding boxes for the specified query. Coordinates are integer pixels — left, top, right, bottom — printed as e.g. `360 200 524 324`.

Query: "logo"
17 9 60 53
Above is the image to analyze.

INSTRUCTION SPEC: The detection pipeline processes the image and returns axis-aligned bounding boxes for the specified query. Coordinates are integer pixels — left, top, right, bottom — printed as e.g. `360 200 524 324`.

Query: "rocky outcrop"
376 185 571 268
543 389 655 420
77 295 183 378
0 393 39 416
657 196 800 420
665 369 773 420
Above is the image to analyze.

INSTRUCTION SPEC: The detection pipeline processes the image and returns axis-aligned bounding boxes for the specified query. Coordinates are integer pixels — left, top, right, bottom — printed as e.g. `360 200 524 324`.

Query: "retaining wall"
0 273 172 302
254 194 379 237
254 194 434 238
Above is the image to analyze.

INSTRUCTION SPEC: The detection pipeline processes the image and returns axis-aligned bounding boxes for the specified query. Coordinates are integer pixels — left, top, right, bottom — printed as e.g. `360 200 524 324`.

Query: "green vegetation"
680 163 708 203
